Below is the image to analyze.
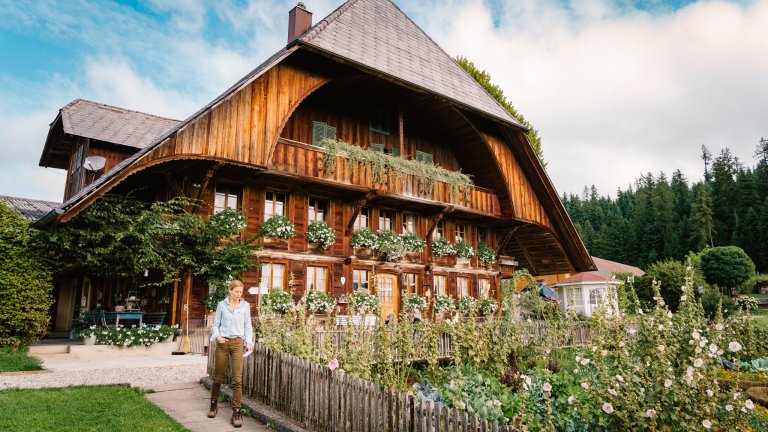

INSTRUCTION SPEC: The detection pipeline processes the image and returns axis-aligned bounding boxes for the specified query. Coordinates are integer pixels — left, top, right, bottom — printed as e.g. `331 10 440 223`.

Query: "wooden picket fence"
208 343 520 432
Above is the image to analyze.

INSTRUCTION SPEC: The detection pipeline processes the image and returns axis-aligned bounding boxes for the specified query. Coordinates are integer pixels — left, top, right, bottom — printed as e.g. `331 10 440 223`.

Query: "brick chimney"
287 2 312 44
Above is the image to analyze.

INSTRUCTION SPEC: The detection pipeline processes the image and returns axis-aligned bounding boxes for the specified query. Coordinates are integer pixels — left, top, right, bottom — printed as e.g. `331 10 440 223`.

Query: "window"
354 207 370 231
386 147 399 156
568 287 584 314
456 223 467 241
478 279 491 299
308 198 328 222
369 106 390 135
589 289 605 308
457 277 470 297
306 266 328 293
478 227 488 245
433 220 445 240
312 121 336 146
214 184 242 213
353 269 370 292
67 142 88 196
260 263 286 290
402 214 416 234
403 273 419 295
433 275 447 296
415 151 433 164
378 210 394 231
264 191 286 220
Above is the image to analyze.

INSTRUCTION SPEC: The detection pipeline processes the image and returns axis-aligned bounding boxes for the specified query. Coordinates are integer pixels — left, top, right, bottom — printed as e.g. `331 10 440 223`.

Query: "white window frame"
260 263 286 291
354 207 370 231
306 266 328 293
433 275 447 296
353 269 370 292
457 277 470 297
264 191 286 220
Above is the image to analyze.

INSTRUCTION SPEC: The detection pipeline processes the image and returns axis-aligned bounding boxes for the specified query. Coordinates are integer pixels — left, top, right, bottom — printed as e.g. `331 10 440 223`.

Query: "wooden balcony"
272 138 501 216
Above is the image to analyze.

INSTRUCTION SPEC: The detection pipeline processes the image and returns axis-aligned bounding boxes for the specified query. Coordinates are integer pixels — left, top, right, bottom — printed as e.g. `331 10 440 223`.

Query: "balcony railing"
273 138 501 215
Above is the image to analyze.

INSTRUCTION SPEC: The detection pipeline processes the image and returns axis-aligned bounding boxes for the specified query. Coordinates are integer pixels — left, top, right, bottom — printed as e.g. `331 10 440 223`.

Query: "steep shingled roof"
296 0 523 128
60 99 180 149
0 195 60 222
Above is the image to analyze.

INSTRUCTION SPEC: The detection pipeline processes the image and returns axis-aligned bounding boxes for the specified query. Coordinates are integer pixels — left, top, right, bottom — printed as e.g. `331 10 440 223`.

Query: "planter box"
67 341 177 359
456 257 471 268
403 251 421 263
262 237 289 250
353 247 375 259
432 255 456 267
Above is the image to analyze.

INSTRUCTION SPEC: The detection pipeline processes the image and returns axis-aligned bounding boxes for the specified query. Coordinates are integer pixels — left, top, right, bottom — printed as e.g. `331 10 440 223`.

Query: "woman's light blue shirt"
210 298 254 345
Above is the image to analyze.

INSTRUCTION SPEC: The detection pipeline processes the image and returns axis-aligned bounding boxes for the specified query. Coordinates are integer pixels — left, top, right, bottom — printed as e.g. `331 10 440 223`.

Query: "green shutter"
416 151 433 164
423 152 433 164
370 143 385 153
312 121 326 146
389 147 400 156
325 125 336 141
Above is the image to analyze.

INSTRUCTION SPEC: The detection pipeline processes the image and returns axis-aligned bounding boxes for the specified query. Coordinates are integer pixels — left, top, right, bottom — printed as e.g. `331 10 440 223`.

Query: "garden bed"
67 340 177 359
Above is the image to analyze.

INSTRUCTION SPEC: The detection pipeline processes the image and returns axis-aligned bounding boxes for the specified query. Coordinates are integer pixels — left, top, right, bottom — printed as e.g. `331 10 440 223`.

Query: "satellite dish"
83 156 106 173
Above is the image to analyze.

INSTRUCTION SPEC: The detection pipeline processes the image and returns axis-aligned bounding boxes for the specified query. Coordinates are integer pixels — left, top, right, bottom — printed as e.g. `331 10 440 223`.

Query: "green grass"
747 293 768 299
750 307 768 330
0 386 186 431
0 347 43 372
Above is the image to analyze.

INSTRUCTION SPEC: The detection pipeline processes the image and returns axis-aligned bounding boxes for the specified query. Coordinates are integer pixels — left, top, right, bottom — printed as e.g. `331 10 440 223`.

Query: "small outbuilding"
552 272 621 317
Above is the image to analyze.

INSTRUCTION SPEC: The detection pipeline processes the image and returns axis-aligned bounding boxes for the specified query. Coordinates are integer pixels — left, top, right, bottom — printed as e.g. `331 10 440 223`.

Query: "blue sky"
1 0 767 203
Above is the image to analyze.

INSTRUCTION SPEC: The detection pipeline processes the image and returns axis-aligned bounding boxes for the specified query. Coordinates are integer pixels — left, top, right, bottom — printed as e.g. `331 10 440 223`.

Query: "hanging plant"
402 295 428 312
401 232 426 253
454 239 475 259
351 228 378 249
319 138 474 202
258 215 296 239
259 288 294 314
376 230 405 261
478 298 499 316
302 290 335 314
430 237 456 257
458 296 478 315
349 291 379 314
477 242 497 264
306 221 336 250
432 295 456 314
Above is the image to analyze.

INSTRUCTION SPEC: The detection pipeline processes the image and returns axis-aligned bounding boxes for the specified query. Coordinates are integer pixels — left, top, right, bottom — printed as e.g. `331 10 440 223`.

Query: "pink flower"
328 358 339 371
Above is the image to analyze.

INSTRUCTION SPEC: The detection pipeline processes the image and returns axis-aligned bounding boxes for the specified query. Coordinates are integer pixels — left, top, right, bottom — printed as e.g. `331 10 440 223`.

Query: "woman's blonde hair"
228 279 244 291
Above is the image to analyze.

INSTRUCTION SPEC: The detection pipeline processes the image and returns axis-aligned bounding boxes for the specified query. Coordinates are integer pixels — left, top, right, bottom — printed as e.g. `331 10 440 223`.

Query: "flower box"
354 247 375 259
262 237 289 250
403 251 421 262
433 255 456 267
456 257 471 268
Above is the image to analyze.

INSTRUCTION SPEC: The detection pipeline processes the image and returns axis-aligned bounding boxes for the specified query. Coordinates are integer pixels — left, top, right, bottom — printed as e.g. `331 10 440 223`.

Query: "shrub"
432 295 456 314
701 285 736 319
306 221 336 250
401 232 426 253
376 230 405 261
635 259 706 312
741 273 768 295
258 215 296 239
349 291 378 314
350 228 378 249
454 239 474 259
259 288 294 314
204 285 228 312
302 290 335 313
476 242 496 264
0 203 53 349
430 237 455 257
700 246 756 292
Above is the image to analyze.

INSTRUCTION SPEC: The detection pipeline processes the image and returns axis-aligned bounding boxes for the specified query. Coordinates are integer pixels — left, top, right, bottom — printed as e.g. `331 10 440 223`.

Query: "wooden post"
170 275 180 326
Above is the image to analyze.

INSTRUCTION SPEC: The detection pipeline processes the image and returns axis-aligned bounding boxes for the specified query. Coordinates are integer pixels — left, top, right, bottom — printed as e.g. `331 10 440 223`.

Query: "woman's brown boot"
207 400 218 418
231 408 243 428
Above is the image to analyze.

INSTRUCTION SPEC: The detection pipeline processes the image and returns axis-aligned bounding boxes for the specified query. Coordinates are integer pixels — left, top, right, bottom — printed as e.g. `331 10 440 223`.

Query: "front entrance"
376 274 399 319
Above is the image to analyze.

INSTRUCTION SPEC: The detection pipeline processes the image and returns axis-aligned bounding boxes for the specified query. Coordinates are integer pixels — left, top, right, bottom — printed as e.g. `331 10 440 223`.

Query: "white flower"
568 395 575 405
728 341 742 353
709 344 718 354
692 331 701 340
581 382 589 390
492 399 502 408
680 295 687 301
615 375 624 383
628 328 637 335
580 358 591 366
602 403 614 414
575 355 581 362
716 323 724 331
455 401 466 410
702 419 712 429
601 350 608 357
725 404 733 412
619 341 625 347
699 340 707 348
734 392 742 400
694 358 704 368
608 388 617 396
745 400 754 410
646 409 656 417
706 389 714 397
667 311 673 318
524 376 532 385
695 347 702 354
664 379 673 388
543 382 552 392
657 344 666 352
717 349 723 356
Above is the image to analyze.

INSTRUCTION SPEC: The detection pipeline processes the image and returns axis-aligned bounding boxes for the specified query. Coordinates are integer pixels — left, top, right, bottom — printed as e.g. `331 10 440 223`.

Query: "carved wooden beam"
345 190 377 235
398 108 405 157
164 172 184 198
189 163 223 212
424 205 454 241
496 226 520 255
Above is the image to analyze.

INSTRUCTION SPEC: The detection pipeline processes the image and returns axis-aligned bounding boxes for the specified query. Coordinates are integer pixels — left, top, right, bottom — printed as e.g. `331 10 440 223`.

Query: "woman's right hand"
216 336 227 344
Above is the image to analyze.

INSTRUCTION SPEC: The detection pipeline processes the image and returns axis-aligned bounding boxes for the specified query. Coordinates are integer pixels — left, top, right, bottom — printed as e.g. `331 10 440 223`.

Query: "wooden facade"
38 0 593 331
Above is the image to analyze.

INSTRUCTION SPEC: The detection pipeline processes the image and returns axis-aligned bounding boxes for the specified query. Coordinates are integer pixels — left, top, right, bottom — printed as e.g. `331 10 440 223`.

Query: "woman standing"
208 279 254 428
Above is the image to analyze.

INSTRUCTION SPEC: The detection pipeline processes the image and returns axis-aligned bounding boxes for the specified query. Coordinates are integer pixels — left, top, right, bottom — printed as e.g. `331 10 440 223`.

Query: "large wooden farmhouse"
36 0 593 333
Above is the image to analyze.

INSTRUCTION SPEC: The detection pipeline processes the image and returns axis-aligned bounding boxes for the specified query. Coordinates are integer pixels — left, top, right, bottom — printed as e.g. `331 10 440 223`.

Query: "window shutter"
370 143 385 153
312 121 326 146
389 147 399 156
325 125 336 141
423 153 433 164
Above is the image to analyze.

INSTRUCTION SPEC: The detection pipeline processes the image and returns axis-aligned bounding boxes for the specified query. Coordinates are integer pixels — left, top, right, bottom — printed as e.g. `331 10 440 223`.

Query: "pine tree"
709 149 740 245
688 182 715 251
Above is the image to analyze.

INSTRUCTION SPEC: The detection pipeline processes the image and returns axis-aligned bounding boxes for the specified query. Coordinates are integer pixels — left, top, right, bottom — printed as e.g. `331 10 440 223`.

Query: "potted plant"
478 298 499 317
302 290 335 314
306 221 336 252
477 242 496 268
258 215 296 248
454 239 474 267
78 326 98 345
458 296 478 316
432 295 456 321
351 228 378 258
348 290 379 315
430 237 456 266
376 230 405 262
401 232 425 262
402 294 428 313
259 288 294 314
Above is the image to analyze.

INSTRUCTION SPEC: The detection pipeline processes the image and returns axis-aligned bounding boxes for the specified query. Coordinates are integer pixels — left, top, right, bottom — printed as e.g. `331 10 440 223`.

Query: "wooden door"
376 274 399 320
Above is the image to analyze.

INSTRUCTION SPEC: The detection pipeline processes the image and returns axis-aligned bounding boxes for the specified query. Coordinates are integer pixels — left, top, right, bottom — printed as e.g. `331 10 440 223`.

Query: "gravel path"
0 356 208 390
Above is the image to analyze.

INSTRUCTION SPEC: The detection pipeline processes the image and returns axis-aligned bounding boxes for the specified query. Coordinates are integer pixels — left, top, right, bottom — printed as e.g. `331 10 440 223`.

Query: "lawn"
751 307 768 330
748 293 768 299
0 347 43 372
0 385 186 431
